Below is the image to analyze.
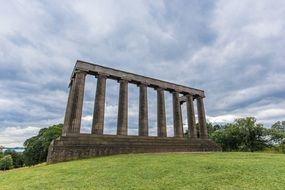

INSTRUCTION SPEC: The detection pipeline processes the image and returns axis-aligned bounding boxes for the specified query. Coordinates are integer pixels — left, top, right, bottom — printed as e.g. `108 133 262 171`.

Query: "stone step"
47 135 221 163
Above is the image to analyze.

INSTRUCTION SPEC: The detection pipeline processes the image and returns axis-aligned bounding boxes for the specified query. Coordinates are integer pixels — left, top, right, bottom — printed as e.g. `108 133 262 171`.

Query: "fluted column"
157 88 167 137
139 84 148 136
172 91 183 138
63 70 86 134
91 74 107 134
197 96 208 139
117 79 128 135
186 95 197 138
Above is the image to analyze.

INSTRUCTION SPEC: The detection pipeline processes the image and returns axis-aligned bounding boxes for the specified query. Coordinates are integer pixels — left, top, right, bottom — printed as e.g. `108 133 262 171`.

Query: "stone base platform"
47 134 221 163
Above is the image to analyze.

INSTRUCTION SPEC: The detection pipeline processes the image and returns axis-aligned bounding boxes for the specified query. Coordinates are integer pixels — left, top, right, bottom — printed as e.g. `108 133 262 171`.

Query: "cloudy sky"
1 0 285 147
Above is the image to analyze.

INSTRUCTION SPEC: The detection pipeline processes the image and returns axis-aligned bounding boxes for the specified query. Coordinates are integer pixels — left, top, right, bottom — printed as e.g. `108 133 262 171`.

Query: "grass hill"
0 152 285 190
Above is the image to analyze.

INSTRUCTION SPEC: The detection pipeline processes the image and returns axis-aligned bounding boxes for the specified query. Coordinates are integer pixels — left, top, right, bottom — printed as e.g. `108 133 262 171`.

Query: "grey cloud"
1 0 285 146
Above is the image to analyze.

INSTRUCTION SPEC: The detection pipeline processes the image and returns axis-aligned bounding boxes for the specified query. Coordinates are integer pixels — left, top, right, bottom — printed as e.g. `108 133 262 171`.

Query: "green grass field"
0 152 285 190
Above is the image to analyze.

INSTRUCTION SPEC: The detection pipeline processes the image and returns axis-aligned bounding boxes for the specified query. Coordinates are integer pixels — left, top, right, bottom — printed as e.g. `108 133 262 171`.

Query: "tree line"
1 118 284 170
208 117 285 153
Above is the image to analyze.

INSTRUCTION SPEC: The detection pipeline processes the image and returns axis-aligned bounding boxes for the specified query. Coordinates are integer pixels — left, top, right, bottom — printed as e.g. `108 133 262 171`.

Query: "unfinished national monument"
47 60 221 163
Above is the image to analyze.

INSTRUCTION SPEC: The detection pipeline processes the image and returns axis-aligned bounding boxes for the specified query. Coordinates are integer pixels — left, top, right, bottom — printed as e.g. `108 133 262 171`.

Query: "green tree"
0 155 13 170
271 121 285 133
211 117 267 152
268 128 285 145
184 122 224 138
4 150 24 168
267 121 285 153
207 123 224 136
23 124 63 166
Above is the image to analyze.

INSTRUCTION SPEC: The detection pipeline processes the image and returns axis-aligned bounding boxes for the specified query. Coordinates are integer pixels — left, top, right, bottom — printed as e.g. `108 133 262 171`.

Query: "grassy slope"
0 152 285 190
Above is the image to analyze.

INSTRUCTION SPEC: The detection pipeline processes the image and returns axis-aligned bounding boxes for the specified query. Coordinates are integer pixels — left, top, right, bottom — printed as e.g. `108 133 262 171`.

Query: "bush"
278 143 285 154
211 117 268 152
4 150 24 168
23 124 63 166
0 151 3 159
0 155 13 170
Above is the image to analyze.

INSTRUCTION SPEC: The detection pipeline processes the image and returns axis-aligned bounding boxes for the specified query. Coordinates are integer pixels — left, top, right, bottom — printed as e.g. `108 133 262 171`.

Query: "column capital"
95 73 109 79
74 69 88 75
117 78 130 83
155 86 165 91
171 90 181 94
186 94 194 98
137 82 149 87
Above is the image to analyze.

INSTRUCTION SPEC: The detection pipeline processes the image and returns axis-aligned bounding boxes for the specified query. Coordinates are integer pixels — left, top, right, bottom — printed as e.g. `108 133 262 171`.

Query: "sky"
1 0 285 147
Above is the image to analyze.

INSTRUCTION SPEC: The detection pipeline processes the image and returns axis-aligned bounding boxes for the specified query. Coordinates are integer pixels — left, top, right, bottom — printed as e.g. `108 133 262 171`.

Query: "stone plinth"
47 134 221 163
48 60 222 164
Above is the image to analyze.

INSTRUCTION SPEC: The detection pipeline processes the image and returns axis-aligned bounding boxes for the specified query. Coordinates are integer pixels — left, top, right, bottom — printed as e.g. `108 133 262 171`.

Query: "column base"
47 134 221 164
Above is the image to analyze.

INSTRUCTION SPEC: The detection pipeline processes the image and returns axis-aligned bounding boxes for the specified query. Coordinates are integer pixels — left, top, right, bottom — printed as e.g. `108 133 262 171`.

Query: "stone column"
138 84 148 136
117 79 128 135
62 79 75 135
180 103 183 133
63 70 86 134
157 88 167 137
186 95 197 138
197 96 208 139
172 91 183 138
91 74 107 135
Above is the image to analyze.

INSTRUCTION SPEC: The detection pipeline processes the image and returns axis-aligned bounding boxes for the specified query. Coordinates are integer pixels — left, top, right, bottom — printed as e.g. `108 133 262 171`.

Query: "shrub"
23 124 63 166
4 150 25 168
0 155 13 170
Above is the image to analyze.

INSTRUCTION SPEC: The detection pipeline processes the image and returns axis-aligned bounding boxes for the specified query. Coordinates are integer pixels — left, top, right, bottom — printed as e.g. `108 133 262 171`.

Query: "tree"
211 117 268 152
4 150 24 168
267 121 285 153
23 124 63 166
267 128 285 145
207 123 224 136
184 122 225 138
0 155 13 170
271 121 285 133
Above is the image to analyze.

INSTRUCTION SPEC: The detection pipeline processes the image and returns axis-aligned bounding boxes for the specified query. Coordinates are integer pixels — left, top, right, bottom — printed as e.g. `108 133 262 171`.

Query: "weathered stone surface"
48 60 221 164
74 60 205 97
117 79 128 135
47 135 221 163
63 70 86 135
172 92 183 138
186 95 197 138
157 88 167 137
197 97 208 139
91 74 107 135
139 84 148 136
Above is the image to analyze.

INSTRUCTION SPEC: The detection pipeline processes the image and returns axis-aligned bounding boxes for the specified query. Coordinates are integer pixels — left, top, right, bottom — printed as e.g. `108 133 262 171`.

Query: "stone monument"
47 60 221 163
